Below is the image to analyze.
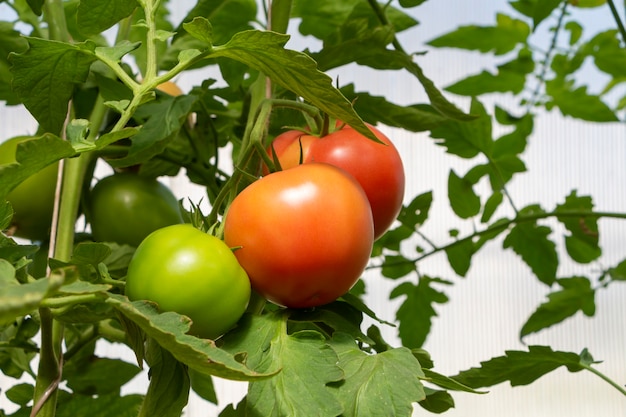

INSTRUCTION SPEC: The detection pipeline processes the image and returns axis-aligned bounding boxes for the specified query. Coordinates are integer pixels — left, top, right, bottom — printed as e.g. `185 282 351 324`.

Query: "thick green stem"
31 309 62 417
43 0 70 43
269 0 293 34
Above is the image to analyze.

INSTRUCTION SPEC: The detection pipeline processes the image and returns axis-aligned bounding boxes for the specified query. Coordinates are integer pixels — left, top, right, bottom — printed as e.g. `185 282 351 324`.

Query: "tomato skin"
270 124 405 239
126 224 251 339
0 136 58 241
88 173 183 247
223 163 374 308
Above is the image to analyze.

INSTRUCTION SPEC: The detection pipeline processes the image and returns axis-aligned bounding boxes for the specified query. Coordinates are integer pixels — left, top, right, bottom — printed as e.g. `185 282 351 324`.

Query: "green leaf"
5 383 34 406
26 0 44 15
342 85 450 132
289 301 371 344
9 38 97 134
55 393 144 417
446 69 526 96
107 294 273 381
445 238 476 276
399 0 428 6
292 0 361 40
555 191 601 263
421 368 486 394
205 31 375 141
220 313 344 416
531 0 562 29
502 206 558 285
138 340 190 417
189 367 218 404
430 98 492 158
0 22 29 105
176 0 257 46
520 277 595 338
418 388 455 413
329 332 426 417
608 258 626 281
427 13 530 55
64 357 141 395
0 134 75 201
76 0 139 36
481 191 503 223
0 265 66 325
453 346 586 388
108 95 198 168
390 277 451 348
382 255 416 279
545 77 618 122
448 169 481 218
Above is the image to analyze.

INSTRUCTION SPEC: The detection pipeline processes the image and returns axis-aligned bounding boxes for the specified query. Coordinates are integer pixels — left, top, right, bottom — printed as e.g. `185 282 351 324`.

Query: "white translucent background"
1 1 625 416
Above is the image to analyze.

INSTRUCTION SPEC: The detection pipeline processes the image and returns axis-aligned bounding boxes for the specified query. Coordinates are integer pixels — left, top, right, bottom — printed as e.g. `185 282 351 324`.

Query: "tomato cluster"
224 123 405 308
266 123 405 239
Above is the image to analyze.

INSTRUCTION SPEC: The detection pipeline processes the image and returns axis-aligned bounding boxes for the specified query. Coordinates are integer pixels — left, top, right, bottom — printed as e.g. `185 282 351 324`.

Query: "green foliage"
1 0 625 416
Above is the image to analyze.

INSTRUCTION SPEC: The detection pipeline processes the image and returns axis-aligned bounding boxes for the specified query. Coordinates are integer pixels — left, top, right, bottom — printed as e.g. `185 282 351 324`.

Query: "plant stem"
607 0 626 45
582 363 626 397
43 0 70 43
31 309 62 417
370 210 626 270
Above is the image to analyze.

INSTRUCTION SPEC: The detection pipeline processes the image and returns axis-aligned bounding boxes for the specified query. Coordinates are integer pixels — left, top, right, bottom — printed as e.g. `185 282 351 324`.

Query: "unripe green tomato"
88 173 183 247
0 136 58 241
125 224 251 339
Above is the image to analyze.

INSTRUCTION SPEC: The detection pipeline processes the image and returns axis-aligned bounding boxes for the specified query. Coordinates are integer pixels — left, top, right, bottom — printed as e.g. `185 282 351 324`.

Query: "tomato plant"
0 136 58 241
126 224 251 339
224 163 374 308
1 1 625 417
269 123 405 239
87 173 184 247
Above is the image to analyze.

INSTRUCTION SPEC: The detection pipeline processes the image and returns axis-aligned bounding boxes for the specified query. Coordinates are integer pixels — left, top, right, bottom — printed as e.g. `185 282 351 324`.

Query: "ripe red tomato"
268 123 405 239
223 163 374 308
126 224 251 339
0 136 58 241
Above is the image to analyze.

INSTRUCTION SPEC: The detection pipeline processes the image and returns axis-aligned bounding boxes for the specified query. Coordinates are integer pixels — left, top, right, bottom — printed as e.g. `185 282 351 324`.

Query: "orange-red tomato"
268 123 405 239
223 163 374 308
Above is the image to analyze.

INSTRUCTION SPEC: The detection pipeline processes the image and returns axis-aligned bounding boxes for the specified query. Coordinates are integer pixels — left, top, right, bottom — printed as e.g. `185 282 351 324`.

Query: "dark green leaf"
9 38 97 134
5 383 34 406
382 255 416 279
176 0 257 46
220 313 343 416
545 78 618 122
608 258 626 281
390 277 451 348
430 98 492 158
448 169 481 218
453 346 586 388
26 0 44 15
421 369 486 394
446 69 526 96
76 0 139 36
64 357 141 395
329 332 426 417
445 238 475 276
56 393 143 417
342 86 450 132
108 95 198 168
209 30 376 141
418 388 455 414
0 267 65 325
0 22 29 105
520 277 595 338
138 340 190 417
556 191 601 263
189 367 218 404
481 191 503 223
502 206 558 285
531 0 562 29
427 14 530 55
292 0 362 40
107 295 273 380
399 0 428 6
